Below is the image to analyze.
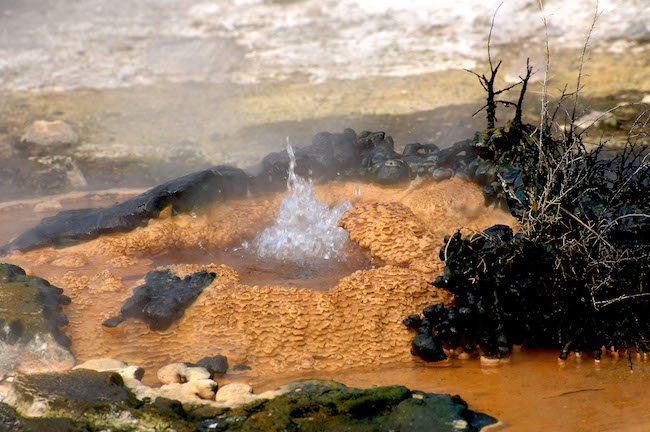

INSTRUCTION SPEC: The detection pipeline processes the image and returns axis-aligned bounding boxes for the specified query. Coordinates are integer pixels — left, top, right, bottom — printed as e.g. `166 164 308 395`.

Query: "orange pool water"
249 349 650 432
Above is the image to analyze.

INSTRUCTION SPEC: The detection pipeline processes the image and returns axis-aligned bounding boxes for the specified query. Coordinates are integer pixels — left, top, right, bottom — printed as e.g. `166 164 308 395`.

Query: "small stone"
215 382 257 405
189 378 218 400
33 200 63 213
431 167 454 182
411 334 448 363
186 366 211 382
19 120 78 152
157 362 210 384
73 358 145 381
196 354 229 376
158 363 188 384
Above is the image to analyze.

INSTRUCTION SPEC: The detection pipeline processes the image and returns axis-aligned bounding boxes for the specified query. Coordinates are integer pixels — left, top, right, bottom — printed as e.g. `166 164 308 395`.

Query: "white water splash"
254 142 352 264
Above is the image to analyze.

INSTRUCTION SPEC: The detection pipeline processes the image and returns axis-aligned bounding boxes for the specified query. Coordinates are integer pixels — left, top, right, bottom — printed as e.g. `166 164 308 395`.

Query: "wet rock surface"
195 380 497 431
0 263 74 379
1 373 497 431
3 369 197 431
0 402 83 432
1 165 250 254
102 269 217 331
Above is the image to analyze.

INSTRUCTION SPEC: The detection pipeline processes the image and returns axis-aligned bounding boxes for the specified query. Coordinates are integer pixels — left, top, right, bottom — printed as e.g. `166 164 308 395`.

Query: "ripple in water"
254 143 352 264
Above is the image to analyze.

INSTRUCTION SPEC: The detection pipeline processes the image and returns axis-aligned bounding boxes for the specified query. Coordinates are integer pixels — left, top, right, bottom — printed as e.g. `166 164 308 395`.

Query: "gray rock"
372 159 411 184
3 369 196 431
18 121 78 155
431 167 454 182
4 370 133 418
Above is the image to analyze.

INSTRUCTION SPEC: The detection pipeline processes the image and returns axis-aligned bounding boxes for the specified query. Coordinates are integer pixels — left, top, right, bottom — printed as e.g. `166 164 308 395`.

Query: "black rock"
411 334 448 362
425 139 476 172
372 159 411 184
482 224 513 243
102 269 216 331
196 354 229 377
402 314 422 330
360 135 400 168
402 142 439 156
1 165 250 254
422 303 445 321
430 167 454 182
259 128 360 185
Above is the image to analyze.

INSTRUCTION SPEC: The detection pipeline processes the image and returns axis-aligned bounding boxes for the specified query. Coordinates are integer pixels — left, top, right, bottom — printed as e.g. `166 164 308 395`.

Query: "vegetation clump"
407 42 650 361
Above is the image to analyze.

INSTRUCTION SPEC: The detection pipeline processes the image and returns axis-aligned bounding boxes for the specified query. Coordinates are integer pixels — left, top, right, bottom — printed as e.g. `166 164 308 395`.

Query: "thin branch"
595 293 650 308
569 2 601 142
487 2 504 71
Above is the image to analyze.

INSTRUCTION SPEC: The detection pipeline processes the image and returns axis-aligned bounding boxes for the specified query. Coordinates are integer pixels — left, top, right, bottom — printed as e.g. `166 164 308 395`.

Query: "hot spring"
2 0 650 430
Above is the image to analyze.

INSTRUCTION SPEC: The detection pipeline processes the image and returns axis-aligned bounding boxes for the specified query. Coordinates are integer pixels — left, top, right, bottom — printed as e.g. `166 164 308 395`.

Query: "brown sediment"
2 177 516 381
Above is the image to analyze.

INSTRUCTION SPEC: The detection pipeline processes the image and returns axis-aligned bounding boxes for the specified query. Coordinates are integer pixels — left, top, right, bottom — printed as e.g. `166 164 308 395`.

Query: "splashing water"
254 143 352 264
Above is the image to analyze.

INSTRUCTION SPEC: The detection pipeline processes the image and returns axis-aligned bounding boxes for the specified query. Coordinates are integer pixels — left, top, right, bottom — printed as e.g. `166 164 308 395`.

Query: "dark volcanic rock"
372 159 411 184
411 334 448 363
402 142 439 157
259 128 360 185
102 269 217 331
1 165 250 254
482 224 514 243
0 263 74 378
194 380 497 431
195 355 229 377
